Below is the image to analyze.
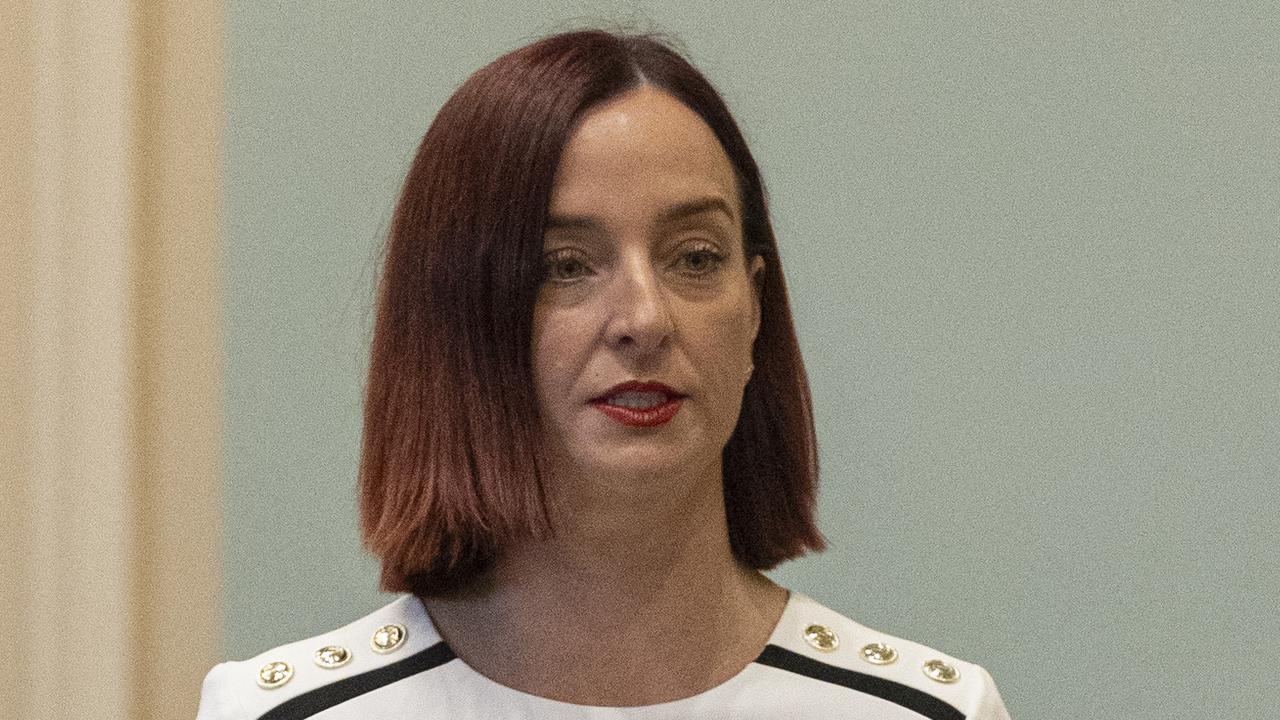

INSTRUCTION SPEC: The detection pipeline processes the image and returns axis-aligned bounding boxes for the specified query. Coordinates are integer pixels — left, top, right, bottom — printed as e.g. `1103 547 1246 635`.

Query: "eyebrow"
545 196 736 231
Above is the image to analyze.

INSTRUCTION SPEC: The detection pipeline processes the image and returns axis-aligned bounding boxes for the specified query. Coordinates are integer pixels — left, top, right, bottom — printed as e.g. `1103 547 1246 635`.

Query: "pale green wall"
225 2 1280 717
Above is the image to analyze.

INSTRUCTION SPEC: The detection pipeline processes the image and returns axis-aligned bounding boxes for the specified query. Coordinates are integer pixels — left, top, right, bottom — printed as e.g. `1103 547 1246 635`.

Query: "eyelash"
541 243 727 284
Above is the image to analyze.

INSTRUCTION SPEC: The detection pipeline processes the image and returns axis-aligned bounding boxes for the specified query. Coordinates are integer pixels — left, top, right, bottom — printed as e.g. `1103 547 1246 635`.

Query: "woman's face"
532 84 764 494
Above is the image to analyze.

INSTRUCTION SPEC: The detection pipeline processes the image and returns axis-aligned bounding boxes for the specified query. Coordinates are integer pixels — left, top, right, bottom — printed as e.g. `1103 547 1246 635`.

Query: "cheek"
687 299 755 379
531 310 588 396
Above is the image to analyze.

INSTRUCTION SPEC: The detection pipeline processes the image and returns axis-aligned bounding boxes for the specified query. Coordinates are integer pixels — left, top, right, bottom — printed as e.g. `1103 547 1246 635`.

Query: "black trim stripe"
257 641 457 720
754 644 966 720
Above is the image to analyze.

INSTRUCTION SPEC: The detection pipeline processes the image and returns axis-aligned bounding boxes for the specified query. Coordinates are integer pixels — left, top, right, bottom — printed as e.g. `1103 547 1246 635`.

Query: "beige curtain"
0 2 224 719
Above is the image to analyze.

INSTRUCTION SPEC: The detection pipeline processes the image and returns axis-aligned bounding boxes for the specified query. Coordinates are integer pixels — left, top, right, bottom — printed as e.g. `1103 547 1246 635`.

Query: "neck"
416 461 789 705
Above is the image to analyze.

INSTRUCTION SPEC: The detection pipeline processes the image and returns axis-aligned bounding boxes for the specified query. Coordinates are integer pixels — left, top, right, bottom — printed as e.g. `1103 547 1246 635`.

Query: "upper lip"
590 380 687 402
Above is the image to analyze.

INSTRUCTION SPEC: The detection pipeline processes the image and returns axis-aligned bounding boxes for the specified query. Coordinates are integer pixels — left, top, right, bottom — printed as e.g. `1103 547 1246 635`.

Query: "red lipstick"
589 380 686 428
591 397 684 427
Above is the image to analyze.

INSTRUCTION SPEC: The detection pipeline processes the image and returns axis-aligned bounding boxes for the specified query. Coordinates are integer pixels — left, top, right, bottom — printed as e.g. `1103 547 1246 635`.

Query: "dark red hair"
359 27 826 597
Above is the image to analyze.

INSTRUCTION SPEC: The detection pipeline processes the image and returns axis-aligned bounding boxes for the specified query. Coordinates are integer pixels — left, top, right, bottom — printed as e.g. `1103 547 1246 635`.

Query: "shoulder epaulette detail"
212 595 453 720
256 641 455 720
770 592 991 719
755 644 965 720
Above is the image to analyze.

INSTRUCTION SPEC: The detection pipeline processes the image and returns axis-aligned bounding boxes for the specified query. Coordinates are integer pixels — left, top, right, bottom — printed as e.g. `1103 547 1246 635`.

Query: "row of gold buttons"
256 623 407 689
803 623 960 684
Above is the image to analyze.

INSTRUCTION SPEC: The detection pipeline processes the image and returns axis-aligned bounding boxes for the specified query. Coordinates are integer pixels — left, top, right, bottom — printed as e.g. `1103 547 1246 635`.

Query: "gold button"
860 642 899 665
922 658 961 683
371 623 407 653
314 645 352 669
256 661 293 689
803 623 839 652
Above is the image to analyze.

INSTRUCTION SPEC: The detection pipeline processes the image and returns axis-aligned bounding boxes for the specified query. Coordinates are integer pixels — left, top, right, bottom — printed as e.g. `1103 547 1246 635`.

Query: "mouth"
590 396 684 427
588 381 686 428
589 380 687 409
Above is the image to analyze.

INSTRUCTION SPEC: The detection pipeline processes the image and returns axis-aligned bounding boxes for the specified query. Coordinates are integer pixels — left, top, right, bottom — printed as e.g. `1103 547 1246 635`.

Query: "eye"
678 243 727 276
542 250 591 283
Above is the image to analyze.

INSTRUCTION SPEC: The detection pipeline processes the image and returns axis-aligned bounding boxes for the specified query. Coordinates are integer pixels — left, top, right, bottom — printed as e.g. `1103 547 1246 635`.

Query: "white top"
197 589 1012 719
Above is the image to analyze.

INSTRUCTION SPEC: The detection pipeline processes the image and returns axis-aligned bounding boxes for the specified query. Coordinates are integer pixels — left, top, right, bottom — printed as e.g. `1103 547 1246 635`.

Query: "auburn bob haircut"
359 27 826 597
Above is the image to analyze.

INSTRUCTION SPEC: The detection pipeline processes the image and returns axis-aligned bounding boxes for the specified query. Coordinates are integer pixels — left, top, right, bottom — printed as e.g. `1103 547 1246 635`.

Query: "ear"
748 254 765 343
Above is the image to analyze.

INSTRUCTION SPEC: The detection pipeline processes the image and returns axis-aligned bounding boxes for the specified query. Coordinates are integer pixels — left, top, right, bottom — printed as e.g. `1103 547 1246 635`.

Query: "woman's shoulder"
778 590 1012 720
196 593 446 720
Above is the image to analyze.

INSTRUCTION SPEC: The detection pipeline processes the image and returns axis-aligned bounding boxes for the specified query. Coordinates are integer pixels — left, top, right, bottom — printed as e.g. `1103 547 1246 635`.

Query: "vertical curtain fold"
0 2 224 719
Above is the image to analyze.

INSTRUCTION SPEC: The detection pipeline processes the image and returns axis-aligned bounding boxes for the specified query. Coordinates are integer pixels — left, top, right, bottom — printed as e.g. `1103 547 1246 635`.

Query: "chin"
578 447 687 473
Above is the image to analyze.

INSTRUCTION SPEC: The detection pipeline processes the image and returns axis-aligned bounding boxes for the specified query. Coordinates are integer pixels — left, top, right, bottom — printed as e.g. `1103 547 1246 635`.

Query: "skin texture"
420 84 789 706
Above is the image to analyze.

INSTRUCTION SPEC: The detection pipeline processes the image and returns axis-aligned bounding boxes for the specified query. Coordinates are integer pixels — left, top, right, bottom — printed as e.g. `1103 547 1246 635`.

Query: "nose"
604 252 674 357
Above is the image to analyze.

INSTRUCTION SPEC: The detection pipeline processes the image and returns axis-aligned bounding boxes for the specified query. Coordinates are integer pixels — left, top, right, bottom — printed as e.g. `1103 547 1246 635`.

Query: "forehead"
548 85 739 221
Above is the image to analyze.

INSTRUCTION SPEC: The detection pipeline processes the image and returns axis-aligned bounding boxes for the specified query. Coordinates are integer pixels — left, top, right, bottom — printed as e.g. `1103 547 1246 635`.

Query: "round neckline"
412 587 797 710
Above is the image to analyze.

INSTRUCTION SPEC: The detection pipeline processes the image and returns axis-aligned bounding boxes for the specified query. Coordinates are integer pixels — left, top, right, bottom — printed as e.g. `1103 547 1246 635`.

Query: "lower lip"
590 397 684 427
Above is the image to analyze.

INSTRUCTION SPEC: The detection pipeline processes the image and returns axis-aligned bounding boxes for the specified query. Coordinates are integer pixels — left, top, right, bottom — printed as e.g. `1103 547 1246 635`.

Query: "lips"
590 380 687 403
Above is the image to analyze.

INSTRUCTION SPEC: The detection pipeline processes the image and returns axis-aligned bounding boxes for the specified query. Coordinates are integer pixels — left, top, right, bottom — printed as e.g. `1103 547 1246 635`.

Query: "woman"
198 28 1012 719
